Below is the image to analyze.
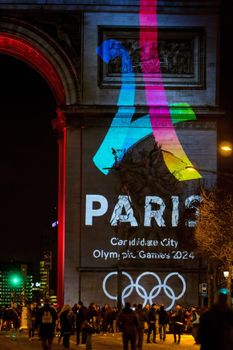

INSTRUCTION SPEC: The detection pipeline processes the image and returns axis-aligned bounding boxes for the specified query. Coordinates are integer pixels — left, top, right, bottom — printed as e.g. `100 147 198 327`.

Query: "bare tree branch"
195 189 233 266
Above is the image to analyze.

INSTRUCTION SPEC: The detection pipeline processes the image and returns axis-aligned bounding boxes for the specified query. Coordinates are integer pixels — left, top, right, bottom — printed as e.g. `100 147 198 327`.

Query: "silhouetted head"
124 302 131 310
44 298 50 305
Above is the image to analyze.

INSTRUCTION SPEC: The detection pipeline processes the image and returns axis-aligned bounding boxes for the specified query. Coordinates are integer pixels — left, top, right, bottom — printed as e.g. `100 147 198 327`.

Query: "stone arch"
0 16 79 106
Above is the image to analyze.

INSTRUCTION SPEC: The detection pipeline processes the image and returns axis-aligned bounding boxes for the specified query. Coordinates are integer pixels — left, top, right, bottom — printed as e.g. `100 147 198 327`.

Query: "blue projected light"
218 288 229 295
93 39 197 175
94 40 136 173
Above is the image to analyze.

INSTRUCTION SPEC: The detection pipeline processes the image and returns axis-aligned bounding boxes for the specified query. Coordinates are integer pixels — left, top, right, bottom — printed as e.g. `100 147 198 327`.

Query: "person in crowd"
135 304 147 350
158 304 169 341
27 302 37 341
1 306 10 334
58 304 75 350
112 306 119 334
146 303 157 344
94 304 102 334
184 307 192 333
117 301 138 350
36 298 57 350
103 305 115 334
83 302 98 350
93 304 101 334
197 291 233 350
190 306 200 344
8 302 21 341
171 304 184 345
0 306 4 332
101 303 109 335
0 306 9 334
73 301 87 345
56 316 63 344
143 304 150 335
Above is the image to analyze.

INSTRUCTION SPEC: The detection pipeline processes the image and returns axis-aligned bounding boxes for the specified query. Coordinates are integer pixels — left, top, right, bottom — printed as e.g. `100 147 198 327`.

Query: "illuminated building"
0 0 222 308
31 282 41 302
0 265 33 306
39 251 57 302
39 261 49 297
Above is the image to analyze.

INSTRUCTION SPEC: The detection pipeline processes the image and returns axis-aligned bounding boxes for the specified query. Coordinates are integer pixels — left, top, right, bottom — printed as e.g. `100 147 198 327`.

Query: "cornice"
62 105 224 118
0 0 220 14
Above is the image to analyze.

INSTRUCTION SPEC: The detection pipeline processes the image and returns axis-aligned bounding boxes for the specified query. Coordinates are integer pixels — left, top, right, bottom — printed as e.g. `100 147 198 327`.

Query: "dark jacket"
75 305 87 327
198 304 233 350
60 310 74 335
84 304 97 334
27 306 37 328
148 307 157 324
172 308 184 325
136 309 147 329
117 307 139 334
36 303 57 338
158 306 169 325
8 307 21 329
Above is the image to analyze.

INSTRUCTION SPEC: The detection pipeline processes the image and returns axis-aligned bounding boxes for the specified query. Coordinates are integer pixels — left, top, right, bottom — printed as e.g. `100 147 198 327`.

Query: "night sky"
0 2 233 284
0 54 58 279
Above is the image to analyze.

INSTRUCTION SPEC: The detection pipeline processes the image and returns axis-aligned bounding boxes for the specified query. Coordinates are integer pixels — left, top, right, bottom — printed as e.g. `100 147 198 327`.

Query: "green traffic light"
9 274 22 287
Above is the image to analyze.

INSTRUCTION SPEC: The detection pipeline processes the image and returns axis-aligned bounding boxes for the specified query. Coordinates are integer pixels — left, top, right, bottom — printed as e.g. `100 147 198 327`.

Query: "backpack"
42 311 53 324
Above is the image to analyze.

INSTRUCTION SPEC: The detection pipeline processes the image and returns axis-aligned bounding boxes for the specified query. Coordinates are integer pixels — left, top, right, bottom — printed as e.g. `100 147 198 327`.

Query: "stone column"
63 111 82 305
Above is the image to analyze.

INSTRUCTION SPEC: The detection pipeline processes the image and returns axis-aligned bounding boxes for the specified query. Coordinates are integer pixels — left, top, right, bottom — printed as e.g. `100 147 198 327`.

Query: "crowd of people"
0 299 203 350
1 293 233 350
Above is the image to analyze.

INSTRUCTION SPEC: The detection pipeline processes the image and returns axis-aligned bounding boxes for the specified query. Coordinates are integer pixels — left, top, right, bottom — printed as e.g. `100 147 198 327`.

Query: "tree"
195 189 233 304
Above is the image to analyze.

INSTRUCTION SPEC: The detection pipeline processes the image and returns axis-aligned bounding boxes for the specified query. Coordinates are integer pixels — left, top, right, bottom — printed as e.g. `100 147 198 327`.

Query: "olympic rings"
102 271 186 311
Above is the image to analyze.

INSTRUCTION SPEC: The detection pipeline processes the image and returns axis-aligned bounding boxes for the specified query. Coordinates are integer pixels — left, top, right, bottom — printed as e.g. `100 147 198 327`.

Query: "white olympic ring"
102 271 186 311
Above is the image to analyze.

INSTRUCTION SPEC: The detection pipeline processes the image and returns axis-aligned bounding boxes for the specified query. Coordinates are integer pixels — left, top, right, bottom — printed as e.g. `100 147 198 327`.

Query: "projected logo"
93 0 201 181
103 271 186 310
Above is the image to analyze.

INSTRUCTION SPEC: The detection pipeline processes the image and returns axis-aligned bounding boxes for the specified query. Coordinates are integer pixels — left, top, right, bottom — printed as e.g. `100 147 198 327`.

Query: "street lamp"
219 141 232 157
222 270 232 304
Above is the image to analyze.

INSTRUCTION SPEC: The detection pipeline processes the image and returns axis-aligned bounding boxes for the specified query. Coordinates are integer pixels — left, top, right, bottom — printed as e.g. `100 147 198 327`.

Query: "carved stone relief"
98 27 205 89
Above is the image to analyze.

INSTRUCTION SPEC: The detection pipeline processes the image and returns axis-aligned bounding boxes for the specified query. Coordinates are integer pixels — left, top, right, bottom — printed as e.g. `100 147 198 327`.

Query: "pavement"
0 332 200 350
80 333 200 349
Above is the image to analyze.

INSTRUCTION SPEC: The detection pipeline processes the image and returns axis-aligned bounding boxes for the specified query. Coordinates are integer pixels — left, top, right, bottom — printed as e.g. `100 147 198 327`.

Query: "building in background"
39 261 49 299
0 259 57 306
39 251 51 297
0 264 32 306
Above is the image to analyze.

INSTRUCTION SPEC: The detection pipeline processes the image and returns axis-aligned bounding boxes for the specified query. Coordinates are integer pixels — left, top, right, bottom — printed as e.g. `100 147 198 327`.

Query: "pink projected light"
139 0 200 181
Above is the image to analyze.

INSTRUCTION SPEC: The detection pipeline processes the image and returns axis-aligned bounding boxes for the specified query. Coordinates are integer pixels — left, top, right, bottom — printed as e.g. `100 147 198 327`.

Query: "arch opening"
0 29 68 305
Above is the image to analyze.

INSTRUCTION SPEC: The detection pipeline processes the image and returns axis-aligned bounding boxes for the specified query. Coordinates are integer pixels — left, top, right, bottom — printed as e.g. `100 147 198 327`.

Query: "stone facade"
0 0 220 308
